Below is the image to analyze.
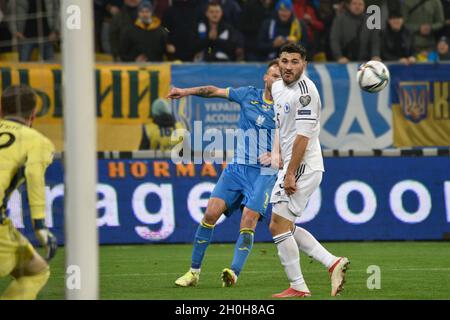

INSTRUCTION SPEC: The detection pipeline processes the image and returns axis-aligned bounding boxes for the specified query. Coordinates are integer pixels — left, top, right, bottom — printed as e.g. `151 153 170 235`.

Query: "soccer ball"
356 60 390 93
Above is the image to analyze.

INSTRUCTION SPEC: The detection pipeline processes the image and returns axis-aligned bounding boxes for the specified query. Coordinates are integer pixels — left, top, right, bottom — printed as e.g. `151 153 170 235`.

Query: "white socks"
190 268 200 274
273 231 309 292
292 226 337 269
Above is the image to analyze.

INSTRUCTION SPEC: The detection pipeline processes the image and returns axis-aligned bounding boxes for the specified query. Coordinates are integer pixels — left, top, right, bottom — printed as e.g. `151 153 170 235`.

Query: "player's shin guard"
1 266 50 300
191 221 215 270
273 232 307 292
293 226 336 269
230 228 254 276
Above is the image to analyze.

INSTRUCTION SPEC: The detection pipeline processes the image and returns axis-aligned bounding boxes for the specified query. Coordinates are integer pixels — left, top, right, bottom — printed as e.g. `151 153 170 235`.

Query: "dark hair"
267 59 279 69
388 9 403 19
1 85 37 118
279 43 307 59
207 0 222 9
346 0 365 4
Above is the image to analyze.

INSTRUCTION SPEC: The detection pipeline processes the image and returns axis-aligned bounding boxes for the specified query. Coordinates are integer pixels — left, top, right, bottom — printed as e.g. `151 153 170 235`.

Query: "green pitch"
1 242 449 299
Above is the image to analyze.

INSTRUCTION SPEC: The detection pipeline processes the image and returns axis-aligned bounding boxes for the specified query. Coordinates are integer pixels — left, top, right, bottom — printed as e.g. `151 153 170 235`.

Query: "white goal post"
61 0 98 300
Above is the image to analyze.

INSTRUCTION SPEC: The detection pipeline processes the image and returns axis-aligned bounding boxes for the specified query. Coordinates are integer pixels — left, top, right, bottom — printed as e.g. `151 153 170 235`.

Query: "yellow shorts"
0 218 35 277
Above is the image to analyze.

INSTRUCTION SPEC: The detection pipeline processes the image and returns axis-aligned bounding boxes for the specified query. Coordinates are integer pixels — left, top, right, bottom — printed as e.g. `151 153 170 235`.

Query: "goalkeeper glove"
33 219 58 262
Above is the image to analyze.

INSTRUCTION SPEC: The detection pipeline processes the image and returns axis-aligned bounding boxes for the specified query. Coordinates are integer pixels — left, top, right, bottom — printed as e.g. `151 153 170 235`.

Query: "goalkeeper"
0 85 57 300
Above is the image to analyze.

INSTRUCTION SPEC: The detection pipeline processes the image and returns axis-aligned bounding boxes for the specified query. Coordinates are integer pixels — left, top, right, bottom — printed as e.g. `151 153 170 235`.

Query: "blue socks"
231 228 255 276
191 221 215 269
191 222 255 278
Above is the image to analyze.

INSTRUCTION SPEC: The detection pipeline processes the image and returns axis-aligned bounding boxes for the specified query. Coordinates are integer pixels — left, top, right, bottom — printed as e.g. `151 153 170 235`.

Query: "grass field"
1 242 449 300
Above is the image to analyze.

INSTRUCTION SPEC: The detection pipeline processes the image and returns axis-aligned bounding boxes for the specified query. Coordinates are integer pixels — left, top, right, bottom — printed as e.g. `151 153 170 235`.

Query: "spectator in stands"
119 1 174 62
7 0 59 61
402 0 445 54
439 0 450 39
239 0 275 61
381 10 416 64
194 1 243 62
162 0 198 61
151 0 171 20
292 0 325 60
139 98 184 151
110 0 141 61
436 36 450 60
330 0 381 63
198 0 242 28
0 0 11 54
315 0 342 61
427 36 450 61
105 0 124 15
385 0 403 19
95 0 123 54
95 1 106 53
257 0 306 61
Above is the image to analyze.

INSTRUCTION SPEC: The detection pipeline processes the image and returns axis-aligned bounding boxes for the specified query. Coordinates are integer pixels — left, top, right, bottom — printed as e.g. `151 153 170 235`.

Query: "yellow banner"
393 81 450 147
0 63 171 151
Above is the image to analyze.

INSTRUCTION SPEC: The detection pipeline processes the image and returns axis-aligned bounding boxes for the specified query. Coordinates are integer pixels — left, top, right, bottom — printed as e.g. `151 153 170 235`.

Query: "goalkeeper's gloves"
33 219 58 262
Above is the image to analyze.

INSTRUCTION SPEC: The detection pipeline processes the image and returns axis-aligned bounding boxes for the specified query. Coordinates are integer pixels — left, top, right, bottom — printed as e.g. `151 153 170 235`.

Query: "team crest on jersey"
261 103 272 111
299 95 311 107
256 115 266 127
283 103 290 113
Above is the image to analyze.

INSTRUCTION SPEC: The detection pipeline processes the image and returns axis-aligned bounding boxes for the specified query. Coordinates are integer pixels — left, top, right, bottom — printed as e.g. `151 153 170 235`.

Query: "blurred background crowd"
0 0 448 63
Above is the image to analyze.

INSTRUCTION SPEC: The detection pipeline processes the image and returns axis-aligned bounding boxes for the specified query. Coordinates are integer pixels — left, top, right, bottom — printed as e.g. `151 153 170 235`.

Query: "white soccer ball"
356 60 390 93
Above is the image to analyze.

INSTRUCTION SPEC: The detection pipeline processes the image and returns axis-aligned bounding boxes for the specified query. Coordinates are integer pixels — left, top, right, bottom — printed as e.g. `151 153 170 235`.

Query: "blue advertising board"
8 157 450 244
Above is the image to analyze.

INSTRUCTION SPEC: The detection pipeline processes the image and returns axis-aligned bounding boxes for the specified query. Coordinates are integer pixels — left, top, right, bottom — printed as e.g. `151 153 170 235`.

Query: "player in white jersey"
267 43 349 298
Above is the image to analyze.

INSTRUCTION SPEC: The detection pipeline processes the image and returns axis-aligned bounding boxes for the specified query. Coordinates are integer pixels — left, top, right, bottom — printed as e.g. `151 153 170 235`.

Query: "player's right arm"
167 86 228 99
25 137 57 261
168 86 250 106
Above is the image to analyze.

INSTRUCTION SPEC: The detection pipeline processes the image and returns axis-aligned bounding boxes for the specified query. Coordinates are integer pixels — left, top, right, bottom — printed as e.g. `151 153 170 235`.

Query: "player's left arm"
25 139 57 261
167 86 228 99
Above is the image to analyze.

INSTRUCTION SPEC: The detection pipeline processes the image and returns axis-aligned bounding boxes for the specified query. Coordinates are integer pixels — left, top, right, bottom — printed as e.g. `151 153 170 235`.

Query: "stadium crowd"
0 0 449 63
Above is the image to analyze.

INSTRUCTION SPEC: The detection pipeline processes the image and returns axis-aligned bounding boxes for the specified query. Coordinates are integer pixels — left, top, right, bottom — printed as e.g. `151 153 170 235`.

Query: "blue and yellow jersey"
139 121 184 151
0 119 54 221
226 86 276 167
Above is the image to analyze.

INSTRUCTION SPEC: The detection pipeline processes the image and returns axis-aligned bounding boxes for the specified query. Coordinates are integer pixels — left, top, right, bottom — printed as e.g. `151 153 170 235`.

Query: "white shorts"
270 170 322 222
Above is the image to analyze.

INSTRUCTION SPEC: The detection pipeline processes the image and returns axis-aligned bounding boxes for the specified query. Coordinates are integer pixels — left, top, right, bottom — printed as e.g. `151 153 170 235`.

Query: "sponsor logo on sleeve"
298 109 312 116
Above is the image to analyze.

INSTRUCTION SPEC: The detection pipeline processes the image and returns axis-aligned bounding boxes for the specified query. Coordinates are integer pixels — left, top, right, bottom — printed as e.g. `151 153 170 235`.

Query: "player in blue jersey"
168 60 281 288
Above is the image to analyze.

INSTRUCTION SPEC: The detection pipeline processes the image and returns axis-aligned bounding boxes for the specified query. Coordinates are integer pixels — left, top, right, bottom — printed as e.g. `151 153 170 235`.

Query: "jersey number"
0 132 16 149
